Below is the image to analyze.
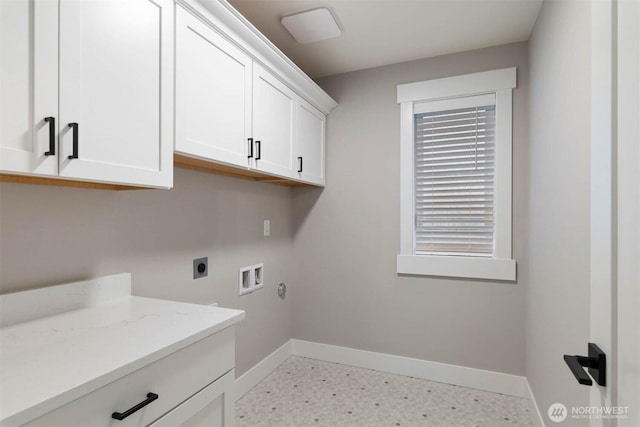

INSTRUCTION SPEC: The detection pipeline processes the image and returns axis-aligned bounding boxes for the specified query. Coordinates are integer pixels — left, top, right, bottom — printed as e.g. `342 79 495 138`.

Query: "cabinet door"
0 0 58 176
295 98 326 186
150 370 235 427
57 0 173 188
175 8 252 169
252 64 295 179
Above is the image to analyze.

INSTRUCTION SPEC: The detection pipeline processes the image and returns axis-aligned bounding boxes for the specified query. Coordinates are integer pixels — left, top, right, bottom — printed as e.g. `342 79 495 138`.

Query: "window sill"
396 255 516 281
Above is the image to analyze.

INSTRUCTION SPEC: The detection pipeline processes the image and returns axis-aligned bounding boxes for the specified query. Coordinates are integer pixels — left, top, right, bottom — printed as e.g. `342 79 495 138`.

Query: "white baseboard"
524 379 546 427
292 339 527 398
234 340 292 401
235 338 530 403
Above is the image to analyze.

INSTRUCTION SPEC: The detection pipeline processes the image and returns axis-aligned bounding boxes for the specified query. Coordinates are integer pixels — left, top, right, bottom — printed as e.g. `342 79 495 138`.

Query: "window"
414 95 496 257
397 68 516 281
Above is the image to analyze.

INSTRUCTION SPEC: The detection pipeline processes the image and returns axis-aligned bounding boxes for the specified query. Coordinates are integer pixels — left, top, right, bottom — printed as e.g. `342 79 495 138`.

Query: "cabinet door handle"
247 137 253 158
255 140 261 160
67 123 79 159
112 392 158 420
44 117 55 156
298 156 303 173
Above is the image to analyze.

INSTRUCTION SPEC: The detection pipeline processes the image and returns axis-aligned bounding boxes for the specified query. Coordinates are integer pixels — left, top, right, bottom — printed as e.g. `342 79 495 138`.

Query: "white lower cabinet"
150 370 234 427
23 327 235 427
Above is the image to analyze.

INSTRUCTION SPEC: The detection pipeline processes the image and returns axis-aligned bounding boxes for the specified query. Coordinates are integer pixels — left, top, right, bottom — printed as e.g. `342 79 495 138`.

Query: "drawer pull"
112 392 158 420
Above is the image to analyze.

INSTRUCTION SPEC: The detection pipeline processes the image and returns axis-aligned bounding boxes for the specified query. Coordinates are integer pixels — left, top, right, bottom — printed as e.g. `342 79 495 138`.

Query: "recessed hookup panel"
239 266 253 295
254 263 264 290
239 263 264 295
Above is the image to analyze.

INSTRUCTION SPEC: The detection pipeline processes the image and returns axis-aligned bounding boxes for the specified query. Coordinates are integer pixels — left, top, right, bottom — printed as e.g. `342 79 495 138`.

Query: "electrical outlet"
193 257 208 279
264 219 270 236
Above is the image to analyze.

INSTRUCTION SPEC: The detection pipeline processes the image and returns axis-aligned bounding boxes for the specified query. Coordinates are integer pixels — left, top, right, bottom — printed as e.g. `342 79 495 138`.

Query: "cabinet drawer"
24 327 234 427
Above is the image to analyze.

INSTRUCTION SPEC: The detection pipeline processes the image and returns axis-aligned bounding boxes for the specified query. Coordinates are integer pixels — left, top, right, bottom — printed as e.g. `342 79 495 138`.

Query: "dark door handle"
564 355 594 385
112 392 158 420
298 156 303 173
247 137 253 158
563 343 606 386
44 117 55 156
255 140 261 160
67 123 78 159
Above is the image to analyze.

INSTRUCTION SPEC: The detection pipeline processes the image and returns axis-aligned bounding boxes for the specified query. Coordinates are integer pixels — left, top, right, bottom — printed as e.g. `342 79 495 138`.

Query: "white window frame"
397 68 517 281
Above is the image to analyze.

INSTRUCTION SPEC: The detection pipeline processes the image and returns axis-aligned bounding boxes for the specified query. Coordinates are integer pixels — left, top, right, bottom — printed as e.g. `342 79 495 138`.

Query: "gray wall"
526 0 591 422
292 42 529 375
0 168 294 376
0 42 528 383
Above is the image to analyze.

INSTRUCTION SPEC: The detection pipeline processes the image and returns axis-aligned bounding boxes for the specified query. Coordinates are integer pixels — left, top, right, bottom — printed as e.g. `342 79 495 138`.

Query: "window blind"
414 100 496 257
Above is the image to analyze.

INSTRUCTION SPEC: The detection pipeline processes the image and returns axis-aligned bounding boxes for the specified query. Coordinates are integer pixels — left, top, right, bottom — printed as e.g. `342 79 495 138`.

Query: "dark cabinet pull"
255 140 261 160
67 123 78 159
247 137 253 158
112 392 158 420
298 156 303 173
44 117 55 156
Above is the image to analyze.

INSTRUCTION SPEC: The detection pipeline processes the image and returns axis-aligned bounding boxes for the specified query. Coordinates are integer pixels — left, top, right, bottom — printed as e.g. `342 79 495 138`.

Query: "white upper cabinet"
57 0 173 188
0 0 173 189
0 0 58 177
251 63 296 179
2 0 335 188
173 0 333 186
295 99 326 186
175 7 252 168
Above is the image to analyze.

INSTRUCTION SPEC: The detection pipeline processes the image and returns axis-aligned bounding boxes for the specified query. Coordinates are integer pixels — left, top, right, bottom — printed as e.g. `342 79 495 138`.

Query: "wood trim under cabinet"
1 158 315 190
174 154 311 187
0 173 146 191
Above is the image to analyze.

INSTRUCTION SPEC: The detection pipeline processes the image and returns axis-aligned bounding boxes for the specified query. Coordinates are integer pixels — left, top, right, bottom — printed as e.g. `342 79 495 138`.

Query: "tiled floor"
236 356 533 427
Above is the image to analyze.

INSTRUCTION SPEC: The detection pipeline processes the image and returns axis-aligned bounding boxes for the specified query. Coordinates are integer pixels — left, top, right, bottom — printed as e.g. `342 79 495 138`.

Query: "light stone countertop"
0 274 245 427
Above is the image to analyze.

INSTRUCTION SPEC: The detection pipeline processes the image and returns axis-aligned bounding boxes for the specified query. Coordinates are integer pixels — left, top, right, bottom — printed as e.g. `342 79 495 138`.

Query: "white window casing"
397 68 517 281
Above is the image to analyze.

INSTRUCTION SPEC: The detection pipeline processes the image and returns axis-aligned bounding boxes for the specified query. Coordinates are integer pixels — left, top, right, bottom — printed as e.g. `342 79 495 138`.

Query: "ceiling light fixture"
281 8 342 44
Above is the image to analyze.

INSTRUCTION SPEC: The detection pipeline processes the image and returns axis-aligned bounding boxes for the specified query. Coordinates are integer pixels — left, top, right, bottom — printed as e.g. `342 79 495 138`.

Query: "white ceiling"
227 0 543 78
